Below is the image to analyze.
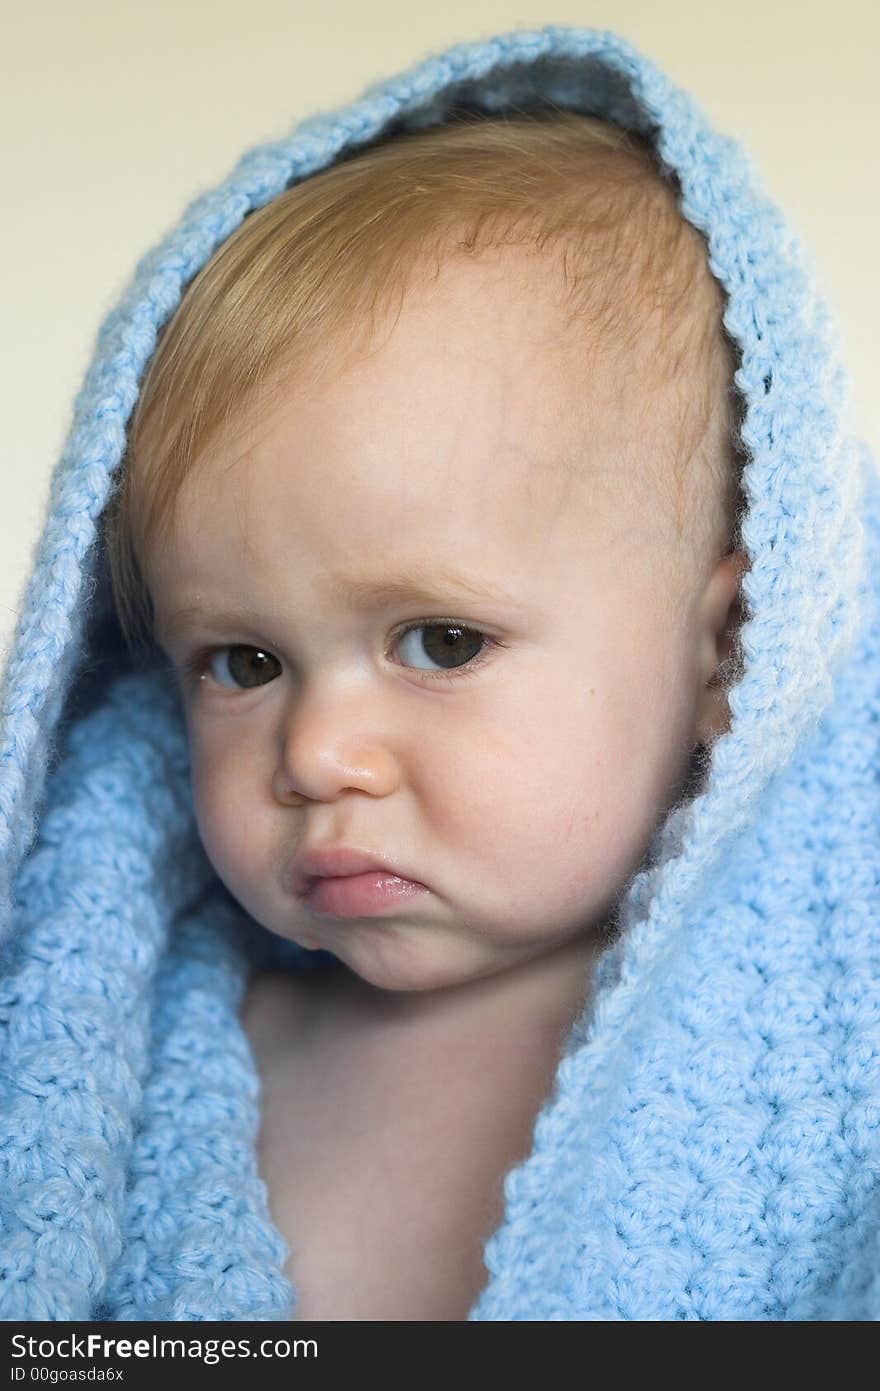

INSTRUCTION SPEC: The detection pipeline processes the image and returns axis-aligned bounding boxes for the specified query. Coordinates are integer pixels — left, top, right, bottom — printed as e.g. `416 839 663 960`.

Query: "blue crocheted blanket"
1 25 878 1320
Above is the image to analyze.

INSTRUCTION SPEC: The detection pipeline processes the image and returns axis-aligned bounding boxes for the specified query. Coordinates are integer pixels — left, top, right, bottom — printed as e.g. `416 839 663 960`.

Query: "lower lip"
303 872 429 918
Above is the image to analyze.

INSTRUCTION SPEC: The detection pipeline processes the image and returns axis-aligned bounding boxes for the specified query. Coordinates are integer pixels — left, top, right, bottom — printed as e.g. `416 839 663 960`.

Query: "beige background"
2 0 877 665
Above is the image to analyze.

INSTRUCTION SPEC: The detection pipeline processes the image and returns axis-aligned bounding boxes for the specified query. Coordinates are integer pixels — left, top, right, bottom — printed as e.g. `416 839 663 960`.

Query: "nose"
272 680 401 804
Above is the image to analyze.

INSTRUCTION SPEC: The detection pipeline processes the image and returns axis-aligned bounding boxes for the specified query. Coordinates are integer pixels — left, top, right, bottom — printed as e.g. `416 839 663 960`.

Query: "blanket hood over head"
1 25 878 1321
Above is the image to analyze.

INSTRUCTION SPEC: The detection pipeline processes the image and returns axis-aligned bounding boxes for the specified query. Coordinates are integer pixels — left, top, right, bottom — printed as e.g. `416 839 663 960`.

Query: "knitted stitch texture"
1 25 878 1320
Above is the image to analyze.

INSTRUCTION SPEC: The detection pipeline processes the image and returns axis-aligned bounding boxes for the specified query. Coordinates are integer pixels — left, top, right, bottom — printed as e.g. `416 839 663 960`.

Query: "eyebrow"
155 567 528 645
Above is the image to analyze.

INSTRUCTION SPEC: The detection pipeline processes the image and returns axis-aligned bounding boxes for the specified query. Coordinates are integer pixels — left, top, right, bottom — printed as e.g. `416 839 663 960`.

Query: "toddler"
1 26 876 1322
109 111 746 1318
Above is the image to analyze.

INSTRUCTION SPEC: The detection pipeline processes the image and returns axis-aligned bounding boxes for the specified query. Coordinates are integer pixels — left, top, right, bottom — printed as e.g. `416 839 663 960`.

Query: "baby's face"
148 250 720 997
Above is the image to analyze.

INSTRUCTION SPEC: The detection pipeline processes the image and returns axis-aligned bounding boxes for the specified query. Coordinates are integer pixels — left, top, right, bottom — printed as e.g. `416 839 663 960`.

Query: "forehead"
149 251 653 618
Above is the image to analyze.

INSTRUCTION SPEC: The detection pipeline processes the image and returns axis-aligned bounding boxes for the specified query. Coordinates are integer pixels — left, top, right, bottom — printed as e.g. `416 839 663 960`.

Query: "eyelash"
174 620 503 691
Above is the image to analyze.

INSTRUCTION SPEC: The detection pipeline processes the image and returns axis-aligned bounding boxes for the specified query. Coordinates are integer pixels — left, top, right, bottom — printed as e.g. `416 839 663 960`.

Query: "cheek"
425 664 683 917
188 728 261 886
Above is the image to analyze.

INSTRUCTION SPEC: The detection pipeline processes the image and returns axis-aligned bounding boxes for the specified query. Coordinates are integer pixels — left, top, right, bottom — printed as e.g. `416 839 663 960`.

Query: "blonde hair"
105 108 743 659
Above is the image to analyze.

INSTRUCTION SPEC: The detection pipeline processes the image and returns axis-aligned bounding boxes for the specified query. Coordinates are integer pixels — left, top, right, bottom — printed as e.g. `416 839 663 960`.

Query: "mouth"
286 843 429 918
301 871 429 919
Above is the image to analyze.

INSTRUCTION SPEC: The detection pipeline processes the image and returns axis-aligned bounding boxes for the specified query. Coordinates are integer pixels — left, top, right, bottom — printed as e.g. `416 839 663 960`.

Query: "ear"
693 550 750 745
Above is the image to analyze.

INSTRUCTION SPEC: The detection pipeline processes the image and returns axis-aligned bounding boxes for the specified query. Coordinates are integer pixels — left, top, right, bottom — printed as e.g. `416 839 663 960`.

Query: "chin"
346 956 457 994
327 930 491 995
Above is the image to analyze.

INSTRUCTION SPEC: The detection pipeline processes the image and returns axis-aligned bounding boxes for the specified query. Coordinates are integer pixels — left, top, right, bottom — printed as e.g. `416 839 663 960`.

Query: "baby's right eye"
181 645 282 690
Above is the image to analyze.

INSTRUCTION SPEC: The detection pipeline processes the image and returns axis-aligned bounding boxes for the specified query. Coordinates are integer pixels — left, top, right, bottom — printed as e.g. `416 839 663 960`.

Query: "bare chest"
241 971 567 1321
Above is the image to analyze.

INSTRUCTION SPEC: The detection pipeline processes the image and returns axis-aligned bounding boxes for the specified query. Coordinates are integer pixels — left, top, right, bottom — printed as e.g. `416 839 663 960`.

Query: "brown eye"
394 623 488 677
210 646 282 690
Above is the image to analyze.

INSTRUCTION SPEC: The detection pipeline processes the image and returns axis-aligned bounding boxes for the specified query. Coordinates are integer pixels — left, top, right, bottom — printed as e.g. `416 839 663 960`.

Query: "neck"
320 926 608 1042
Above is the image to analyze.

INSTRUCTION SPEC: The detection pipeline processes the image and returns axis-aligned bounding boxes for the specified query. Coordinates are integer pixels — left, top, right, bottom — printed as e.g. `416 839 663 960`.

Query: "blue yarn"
1 25 877 1320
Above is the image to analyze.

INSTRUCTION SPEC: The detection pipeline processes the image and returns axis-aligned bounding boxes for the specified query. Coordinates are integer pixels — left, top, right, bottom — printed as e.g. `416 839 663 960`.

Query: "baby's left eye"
392 623 494 680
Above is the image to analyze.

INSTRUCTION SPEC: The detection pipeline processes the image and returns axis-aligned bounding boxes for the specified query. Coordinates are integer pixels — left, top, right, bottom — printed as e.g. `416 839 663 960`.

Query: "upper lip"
288 845 420 897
